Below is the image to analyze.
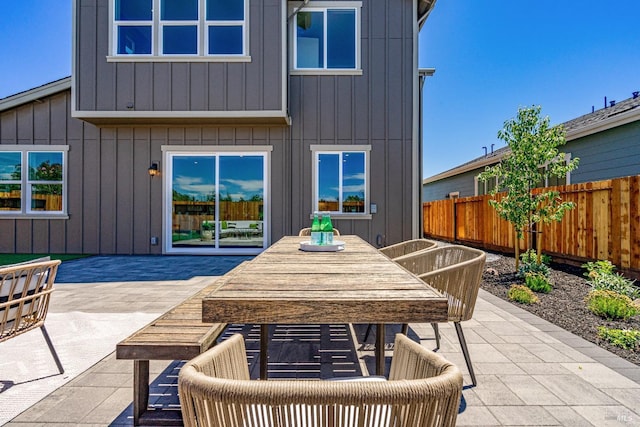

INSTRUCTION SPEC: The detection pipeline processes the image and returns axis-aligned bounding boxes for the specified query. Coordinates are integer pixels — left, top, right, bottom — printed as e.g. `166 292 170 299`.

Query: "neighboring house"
423 93 640 201
0 0 436 255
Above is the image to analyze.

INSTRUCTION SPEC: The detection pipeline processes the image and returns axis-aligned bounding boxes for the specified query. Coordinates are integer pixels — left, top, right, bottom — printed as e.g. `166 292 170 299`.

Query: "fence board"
423 175 640 277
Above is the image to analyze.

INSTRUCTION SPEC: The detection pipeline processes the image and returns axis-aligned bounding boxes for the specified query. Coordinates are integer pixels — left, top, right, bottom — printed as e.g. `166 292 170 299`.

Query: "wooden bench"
116 262 248 426
1 258 64 375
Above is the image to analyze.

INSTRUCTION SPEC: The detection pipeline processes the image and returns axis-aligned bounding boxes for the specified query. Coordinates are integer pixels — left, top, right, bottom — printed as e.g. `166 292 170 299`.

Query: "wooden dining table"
202 235 448 379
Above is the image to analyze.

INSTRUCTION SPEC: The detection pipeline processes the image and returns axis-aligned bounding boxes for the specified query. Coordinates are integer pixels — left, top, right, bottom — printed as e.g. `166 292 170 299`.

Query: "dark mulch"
482 253 640 366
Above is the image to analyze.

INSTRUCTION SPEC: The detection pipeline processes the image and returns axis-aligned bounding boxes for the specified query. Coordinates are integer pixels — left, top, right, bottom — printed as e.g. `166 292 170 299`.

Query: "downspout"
418 68 435 238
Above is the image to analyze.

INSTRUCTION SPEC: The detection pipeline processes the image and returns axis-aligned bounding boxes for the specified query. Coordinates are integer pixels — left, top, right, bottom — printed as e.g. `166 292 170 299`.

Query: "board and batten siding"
0 89 289 255
288 0 418 247
74 0 283 114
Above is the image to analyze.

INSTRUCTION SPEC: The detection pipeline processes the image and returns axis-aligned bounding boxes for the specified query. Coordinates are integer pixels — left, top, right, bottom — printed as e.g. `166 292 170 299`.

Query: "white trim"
106 55 251 62
310 145 371 217
565 109 640 140
411 0 419 238
72 109 289 119
0 78 71 112
288 2 362 73
161 146 271 255
0 146 69 218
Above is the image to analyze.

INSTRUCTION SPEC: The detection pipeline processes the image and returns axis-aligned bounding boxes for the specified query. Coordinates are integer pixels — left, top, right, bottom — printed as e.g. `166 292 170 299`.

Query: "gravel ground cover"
481 252 640 366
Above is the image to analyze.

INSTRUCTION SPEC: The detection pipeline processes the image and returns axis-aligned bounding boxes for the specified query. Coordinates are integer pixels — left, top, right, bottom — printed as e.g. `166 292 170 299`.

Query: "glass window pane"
342 152 365 213
208 26 243 54
118 26 152 54
219 156 264 249
296 12 324 69
163 26 198 54
171 156 216 248
327 10 355 69
0 152 21 181
31 184 63 211
0 184 21 211
162 0 198 20
115 0 152 20
207 0 244 21
318 154 339 212
28 152 63 182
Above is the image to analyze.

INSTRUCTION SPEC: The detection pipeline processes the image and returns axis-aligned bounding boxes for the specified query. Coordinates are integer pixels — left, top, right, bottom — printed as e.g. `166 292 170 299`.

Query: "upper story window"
311 145 370 216
0 146 68 218
111 0 249 60
290 2 362 75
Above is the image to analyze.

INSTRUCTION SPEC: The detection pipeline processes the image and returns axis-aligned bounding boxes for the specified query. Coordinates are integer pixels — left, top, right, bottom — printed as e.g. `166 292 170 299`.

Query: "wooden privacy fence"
423 175 640 276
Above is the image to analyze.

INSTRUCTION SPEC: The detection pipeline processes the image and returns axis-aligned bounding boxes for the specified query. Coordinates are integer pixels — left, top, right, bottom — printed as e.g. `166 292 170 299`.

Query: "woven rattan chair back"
179 333 462 427
379 238 438 260
298 227 340 236
0 259 64 374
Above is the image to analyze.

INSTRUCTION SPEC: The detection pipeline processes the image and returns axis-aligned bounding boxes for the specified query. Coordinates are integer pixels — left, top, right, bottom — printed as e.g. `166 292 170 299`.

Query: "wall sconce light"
148 162 159 177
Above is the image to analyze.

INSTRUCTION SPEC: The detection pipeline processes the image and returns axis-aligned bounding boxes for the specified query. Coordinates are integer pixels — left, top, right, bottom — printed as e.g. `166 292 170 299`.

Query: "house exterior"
0 0 436 255
423 93 640 201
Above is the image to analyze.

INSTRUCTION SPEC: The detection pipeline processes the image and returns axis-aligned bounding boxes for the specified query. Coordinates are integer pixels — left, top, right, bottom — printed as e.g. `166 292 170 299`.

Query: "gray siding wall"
289 0 417 246
566 121 640 184
75 0 283 113
0 89 289 254
423 169 479 202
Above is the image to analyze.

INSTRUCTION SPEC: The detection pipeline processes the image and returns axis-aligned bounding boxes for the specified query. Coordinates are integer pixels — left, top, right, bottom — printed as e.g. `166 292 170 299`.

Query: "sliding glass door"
165 149 268 254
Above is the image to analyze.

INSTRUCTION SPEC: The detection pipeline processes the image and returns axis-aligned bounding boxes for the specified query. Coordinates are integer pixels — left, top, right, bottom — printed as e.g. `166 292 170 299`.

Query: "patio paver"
0 255 639 426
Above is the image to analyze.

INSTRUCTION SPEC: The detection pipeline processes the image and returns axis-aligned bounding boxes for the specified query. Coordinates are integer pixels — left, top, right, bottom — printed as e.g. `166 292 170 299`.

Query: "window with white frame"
312 146 369 215
112 0 247 57
0 147 67 216
291 2 361 72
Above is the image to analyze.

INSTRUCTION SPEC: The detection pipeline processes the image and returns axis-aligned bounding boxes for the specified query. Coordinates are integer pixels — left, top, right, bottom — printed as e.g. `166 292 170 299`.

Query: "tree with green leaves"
478 106 579 270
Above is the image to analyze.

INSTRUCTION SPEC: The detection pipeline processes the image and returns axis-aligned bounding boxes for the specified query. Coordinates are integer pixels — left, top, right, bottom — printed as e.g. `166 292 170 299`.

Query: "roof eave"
0 77 71 112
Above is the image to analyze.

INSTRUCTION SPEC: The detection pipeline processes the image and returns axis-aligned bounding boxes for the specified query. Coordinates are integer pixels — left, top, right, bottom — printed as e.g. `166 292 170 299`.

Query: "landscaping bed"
481 252 640 366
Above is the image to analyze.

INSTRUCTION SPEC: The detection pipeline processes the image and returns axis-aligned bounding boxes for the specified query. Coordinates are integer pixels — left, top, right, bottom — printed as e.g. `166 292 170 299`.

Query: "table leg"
260 324 269 380
133 360 150 426
376 323 385 376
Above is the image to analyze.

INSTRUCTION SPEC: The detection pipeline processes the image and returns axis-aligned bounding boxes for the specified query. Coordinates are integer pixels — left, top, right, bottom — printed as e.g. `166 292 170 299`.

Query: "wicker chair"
379 238 438 260
298 227 340 236
0 259 64 374
394 245 486 386
179 333 462 427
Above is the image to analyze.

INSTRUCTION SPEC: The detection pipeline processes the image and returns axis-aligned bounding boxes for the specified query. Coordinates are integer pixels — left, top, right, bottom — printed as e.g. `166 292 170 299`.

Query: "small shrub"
583 260 640 299
520 249 551 265
585 290 640 320
525 273 552 293
597 326 640 350
508 284 539 304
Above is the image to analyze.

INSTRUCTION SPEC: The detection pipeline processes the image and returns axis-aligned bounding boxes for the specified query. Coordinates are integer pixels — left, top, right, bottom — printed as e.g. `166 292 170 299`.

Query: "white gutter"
0 78 71 112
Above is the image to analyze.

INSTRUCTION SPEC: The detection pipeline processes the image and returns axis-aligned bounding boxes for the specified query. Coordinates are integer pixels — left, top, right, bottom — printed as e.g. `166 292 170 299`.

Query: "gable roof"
424 93 640 184
0 77 71 112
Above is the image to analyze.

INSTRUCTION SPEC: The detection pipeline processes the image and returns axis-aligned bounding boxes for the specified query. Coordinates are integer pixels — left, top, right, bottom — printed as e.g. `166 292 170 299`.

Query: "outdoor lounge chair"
0 259 64 374
298 227 340 236
394 245 486 386
178 333 462 427
379 238 438 260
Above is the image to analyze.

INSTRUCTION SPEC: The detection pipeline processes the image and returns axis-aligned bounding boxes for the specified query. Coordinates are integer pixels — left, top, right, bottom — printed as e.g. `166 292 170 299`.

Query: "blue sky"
1 1 638 178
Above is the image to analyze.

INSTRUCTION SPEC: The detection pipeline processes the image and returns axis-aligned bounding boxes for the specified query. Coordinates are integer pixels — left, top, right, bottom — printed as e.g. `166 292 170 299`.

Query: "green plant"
508 284 539 304
597 326 640 350
202 222 214 231
524 273 552 293
585 290 640 320
582 260 640 299
477 106 579 271
517 260 550 278
520 249 551 265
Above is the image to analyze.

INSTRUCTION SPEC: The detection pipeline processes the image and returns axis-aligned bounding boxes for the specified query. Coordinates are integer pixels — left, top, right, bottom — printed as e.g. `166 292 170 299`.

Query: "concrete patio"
1 255 639 426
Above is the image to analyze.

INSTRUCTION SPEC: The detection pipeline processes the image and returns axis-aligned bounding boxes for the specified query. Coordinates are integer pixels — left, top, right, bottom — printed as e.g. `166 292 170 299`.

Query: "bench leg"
133 360 150 426
40 325 64 374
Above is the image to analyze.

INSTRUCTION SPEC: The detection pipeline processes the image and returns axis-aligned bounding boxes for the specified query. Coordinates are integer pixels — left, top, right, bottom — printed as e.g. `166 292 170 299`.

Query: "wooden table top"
202 235 448 324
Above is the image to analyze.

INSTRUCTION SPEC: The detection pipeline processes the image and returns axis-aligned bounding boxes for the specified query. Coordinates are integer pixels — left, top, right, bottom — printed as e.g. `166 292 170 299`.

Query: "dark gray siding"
566 121 640 184
289 0 417 246
0 89 289 254
75 0 283 113
423 168 479 201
